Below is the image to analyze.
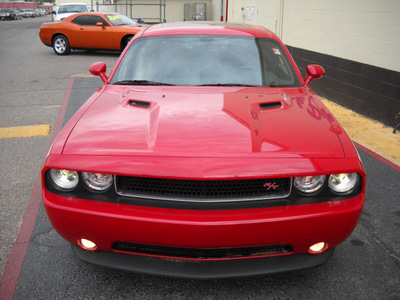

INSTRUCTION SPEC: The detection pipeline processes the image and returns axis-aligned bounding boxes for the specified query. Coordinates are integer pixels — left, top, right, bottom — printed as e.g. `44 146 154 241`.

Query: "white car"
53 3 89 22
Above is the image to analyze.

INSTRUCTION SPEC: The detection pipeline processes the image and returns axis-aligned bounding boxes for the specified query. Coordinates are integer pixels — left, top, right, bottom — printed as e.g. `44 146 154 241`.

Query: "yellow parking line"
0 125 51 139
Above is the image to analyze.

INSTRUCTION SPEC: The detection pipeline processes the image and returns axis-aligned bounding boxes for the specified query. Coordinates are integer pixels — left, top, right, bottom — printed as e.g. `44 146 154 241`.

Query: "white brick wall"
227 0 400 72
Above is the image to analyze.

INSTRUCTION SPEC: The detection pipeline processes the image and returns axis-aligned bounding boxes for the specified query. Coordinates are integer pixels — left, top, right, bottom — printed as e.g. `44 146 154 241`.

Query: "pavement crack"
359 214 400 263
373 237 400 262
31 227 58 247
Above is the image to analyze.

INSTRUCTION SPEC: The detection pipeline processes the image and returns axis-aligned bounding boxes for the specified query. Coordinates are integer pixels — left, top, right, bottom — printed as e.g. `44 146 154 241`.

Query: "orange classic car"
39 12 147 55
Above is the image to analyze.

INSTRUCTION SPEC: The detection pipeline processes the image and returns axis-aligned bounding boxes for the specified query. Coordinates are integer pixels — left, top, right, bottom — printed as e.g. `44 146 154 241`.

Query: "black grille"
112 242 293 259
115 176 291 202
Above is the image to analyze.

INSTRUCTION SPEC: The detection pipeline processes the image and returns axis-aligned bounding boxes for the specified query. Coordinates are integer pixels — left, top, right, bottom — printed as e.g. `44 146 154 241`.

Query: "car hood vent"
259 102 282 109
128 99 151 108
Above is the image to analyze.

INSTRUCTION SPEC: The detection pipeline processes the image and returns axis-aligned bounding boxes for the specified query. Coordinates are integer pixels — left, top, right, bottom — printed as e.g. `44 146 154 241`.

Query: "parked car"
19 9 28 18
14 9 23 20
34 9 43 17
38 8 47 15
53 2 89 22
21 9 35 18
0 8 17 20
42 22 366 278
39 12 147 55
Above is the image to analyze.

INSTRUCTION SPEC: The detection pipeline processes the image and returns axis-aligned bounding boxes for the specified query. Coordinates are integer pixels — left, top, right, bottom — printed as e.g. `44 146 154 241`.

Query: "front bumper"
72 244 334 279
43 186 363 277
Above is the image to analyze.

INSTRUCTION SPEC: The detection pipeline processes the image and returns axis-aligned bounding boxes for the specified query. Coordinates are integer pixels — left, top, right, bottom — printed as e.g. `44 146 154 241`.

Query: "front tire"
121 35 134 50
53 35 71 55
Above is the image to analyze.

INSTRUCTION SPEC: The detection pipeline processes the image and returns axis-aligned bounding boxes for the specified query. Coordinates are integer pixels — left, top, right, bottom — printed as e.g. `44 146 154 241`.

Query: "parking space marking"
0 125 51 139
42 105 61 109
0 78 74 300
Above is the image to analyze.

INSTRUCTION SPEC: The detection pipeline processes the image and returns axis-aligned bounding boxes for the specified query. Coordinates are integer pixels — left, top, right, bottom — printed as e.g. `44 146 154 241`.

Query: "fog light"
308 242 328 254
78 238 98 251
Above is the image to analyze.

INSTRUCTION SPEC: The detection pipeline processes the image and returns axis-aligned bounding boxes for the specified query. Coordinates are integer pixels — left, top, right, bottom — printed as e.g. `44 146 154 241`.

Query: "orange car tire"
53 34 71 56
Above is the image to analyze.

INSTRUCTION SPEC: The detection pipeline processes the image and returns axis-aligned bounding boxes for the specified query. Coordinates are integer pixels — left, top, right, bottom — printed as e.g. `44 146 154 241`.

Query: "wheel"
53 35 71 55
121 35 134 50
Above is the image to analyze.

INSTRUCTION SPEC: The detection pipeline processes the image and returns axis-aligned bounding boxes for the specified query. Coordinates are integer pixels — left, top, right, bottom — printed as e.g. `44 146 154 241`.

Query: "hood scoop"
129 99 151 108
259 102 282 110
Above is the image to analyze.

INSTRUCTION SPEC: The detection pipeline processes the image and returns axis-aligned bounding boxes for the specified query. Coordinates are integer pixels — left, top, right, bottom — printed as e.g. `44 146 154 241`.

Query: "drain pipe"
221 0 223 21
225 0 229 22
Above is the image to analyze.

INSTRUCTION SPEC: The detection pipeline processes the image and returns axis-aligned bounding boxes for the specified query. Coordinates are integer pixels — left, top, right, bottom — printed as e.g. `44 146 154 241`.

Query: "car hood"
62 86 345 158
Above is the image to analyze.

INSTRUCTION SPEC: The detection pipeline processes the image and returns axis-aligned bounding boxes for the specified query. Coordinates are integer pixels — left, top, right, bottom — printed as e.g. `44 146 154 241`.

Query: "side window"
72 16 109 26
257 38 299 87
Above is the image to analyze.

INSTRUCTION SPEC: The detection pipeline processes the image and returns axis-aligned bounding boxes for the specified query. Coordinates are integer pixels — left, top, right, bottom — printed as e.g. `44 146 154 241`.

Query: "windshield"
105 14 137 26
111 35 300 87
58 5 88 13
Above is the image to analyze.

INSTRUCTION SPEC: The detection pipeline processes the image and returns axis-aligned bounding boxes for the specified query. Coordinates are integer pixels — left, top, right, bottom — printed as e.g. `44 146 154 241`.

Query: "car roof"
61 12 126 21
59 2 88 5
65 12 123 17
141 22 277 39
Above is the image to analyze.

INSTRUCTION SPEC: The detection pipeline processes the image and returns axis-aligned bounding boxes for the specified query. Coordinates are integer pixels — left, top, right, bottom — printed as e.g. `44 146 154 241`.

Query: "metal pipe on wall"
220 0 223 21
225 0 228 22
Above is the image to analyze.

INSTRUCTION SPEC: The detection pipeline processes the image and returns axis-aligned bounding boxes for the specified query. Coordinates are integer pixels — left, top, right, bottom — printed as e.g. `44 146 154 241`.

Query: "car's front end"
41 23 365 278
43 153 364 278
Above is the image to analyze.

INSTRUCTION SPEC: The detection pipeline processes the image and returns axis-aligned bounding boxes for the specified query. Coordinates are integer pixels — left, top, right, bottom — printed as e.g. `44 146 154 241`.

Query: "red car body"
42 22 365 278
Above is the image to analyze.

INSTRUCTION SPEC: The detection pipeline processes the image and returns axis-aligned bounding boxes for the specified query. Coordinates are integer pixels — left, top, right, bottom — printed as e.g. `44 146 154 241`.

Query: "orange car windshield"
105 14 137 26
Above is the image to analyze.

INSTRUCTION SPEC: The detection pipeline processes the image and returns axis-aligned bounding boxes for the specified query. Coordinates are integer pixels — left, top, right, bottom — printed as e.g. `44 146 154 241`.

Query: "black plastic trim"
112 242 293 259
71 244 334 279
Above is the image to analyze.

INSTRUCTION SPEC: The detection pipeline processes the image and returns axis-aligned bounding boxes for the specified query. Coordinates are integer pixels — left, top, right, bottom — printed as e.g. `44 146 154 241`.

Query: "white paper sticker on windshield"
273 48 281 55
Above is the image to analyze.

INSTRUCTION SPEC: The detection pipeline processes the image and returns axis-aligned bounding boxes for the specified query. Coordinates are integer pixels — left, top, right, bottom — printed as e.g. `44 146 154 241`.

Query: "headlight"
294 175 326 194
328 173 359 194
82 172 113 191
49 169 79 191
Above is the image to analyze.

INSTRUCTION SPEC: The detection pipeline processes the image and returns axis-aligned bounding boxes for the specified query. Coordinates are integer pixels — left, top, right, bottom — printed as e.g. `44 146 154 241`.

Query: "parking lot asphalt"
0 76 399 299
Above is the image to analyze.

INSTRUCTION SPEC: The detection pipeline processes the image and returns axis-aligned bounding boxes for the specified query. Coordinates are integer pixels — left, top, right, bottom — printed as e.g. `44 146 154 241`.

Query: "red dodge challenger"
42 22 365 278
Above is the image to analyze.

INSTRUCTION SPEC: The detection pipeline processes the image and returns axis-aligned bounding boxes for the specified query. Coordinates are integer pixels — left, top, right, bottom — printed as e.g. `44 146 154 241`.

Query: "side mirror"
304 64 325 86
89 62 108 84
96 22 104 28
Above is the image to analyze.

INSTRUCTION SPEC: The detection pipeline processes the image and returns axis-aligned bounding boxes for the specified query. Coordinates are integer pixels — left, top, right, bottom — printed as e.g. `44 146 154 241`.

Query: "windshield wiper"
199 83 260 87
113 80 175 86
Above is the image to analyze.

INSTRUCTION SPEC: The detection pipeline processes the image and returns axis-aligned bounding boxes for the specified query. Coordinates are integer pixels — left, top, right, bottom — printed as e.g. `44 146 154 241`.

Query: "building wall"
210 0 223 21
91 0 212 22
166 0 212 22
227 0 400 127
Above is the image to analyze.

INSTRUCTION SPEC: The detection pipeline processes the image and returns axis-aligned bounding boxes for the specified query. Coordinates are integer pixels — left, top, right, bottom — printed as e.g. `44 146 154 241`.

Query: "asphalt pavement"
0 16 399 300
